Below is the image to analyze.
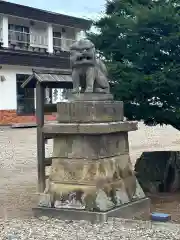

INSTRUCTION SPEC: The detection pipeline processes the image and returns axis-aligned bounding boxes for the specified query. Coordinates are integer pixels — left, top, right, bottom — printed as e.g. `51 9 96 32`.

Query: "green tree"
89 0 180 130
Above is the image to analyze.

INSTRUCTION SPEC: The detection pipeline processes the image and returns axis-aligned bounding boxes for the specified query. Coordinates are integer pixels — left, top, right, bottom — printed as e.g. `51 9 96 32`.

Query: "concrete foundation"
33 197 150 223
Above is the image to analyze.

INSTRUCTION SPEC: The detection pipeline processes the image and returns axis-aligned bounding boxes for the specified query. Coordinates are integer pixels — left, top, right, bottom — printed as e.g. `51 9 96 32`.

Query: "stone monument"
36 39 149 222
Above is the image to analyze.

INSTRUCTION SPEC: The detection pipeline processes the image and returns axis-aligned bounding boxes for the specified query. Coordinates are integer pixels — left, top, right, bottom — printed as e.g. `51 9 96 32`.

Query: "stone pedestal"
34 93 149 222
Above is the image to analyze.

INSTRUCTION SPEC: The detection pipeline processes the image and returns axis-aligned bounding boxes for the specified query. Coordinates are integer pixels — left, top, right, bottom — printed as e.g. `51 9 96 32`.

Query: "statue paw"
94 88 103 93
85 87 93 93
72 88 80 93
94 88 109 93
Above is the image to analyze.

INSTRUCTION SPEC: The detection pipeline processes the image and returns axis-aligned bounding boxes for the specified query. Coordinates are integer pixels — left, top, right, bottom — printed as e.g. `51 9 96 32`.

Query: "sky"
6 0 106 20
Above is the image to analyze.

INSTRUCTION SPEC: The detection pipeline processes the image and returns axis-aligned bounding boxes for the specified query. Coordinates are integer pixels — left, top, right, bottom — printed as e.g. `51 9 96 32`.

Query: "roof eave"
0 0 92 30
21 69 73 88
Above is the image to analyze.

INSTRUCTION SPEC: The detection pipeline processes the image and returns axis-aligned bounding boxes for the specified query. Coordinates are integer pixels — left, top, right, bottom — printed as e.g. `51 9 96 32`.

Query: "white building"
0 0 91 125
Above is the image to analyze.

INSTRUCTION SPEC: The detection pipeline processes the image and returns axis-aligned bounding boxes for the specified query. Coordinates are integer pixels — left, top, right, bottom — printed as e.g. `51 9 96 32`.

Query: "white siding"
0 65 69 110
0 65 32 110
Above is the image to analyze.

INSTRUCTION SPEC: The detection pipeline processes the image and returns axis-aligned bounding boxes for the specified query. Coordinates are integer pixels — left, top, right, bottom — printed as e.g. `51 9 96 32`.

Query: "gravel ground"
1 123 180 239
1 218 180 240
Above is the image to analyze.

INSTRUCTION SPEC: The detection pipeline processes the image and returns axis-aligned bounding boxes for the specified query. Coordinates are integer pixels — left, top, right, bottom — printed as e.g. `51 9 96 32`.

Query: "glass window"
53 32 61 38
53 32 62 48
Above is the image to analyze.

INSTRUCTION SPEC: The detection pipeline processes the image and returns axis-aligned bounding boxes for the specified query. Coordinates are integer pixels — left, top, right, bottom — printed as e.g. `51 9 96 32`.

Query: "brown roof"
21 69 72 88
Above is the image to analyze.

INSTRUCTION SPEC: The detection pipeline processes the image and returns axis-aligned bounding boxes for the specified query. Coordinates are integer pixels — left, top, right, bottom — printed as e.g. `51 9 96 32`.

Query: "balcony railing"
8 30 48 48
30 34 48 48
53 37 75 51
5 29 75 52
8 30 30 45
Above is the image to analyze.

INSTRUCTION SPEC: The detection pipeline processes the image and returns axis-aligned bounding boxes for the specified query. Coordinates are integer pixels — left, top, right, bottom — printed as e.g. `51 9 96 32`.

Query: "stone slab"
52 133 129 159
32 198 150 223
56 101 124 123
11 123 37 128
67 93 114 101
43 121 138 135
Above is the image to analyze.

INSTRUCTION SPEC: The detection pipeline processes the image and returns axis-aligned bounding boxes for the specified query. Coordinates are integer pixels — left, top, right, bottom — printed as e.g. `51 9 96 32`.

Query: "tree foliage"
88 0 180 130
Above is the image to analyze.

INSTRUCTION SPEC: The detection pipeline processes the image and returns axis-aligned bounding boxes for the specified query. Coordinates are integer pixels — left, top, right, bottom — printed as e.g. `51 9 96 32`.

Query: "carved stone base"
39 177 146 211
38 96 148 220
42 131 146 212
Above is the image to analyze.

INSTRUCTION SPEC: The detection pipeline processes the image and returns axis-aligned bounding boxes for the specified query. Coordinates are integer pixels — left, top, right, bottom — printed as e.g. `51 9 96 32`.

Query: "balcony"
53 36 75 52
9 29 30 45
7 29 75 53
8 29 48 53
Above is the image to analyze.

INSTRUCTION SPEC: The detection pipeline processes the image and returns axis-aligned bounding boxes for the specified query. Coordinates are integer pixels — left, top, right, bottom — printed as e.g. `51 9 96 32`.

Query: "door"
16 74 35 115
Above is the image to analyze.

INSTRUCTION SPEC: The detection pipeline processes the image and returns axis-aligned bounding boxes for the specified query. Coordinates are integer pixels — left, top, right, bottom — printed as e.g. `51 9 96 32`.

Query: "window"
45 88 63 103
16 74 35 115
53 32 61 38
9 24 29 33
53 31 61 48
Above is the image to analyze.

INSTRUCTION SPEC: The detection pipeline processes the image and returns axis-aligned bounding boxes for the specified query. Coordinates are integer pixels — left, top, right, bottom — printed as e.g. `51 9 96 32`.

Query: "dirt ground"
1 122 180 221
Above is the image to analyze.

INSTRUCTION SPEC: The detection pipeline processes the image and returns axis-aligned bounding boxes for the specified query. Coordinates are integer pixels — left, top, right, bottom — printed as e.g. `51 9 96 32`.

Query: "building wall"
2 14 78 52
0 65 32 110
0 110 56 125
0 65 57 125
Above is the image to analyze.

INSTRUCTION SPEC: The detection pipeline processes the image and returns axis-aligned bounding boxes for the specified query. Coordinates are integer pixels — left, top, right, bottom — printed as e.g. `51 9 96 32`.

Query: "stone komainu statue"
70 39 110 94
